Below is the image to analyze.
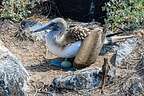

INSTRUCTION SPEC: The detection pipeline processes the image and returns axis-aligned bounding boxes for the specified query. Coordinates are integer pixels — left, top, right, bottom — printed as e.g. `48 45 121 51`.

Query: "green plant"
104 0 144 32
0 0 41 22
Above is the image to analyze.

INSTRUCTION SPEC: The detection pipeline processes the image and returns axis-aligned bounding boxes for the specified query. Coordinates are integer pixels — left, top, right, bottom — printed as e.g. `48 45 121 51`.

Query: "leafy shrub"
104 0 144 32
0 0 41 22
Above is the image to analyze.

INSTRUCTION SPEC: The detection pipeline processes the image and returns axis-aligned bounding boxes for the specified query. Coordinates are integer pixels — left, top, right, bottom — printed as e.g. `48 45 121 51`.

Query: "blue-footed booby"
32 18 91 58
29 17 134 69
32 18 133 58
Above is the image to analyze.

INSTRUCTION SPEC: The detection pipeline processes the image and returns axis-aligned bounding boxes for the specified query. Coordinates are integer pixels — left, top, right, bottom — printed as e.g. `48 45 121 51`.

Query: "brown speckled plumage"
61 21 101 46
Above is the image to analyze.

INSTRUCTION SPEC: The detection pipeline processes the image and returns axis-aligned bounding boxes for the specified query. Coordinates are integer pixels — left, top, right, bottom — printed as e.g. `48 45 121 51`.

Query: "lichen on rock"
0 40 29 96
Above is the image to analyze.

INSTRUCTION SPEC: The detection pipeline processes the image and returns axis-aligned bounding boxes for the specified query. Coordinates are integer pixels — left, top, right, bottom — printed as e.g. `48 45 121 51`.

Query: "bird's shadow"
25 58 74 72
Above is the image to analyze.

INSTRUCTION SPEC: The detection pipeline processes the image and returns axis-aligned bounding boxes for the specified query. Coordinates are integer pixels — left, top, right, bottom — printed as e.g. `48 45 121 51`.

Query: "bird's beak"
32 23 51 32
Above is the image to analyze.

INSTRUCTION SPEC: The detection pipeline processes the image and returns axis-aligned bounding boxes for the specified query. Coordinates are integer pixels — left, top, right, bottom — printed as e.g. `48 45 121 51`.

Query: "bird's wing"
64 21 102 44
69 26 91 40
61 25 91 46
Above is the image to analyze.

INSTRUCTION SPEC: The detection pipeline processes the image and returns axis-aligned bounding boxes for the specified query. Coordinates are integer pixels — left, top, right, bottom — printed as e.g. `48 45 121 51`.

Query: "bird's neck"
53 29 69 47
56 33 67 45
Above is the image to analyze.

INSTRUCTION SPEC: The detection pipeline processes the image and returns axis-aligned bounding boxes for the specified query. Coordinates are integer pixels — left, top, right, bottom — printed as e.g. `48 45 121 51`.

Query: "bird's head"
33 18 67 36
32 18 69 46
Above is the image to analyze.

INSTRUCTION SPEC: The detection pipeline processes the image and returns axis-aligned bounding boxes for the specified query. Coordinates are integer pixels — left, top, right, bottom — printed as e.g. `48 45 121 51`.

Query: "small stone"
61 61 72 68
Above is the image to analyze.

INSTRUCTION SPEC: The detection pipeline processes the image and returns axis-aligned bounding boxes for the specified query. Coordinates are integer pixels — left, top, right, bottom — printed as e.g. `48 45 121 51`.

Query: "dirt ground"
0 19 143 96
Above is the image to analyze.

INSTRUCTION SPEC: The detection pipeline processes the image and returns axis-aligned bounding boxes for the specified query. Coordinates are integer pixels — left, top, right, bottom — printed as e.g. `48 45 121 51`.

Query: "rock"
128 79 144 96
51 68 102 91
114 38 137 66
136 55 144 80
0 40 29 96
61 61 73 68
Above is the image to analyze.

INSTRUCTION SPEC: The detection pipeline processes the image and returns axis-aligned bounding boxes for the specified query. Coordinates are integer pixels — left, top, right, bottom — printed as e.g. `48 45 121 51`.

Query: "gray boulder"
0 40 29 96
51 68 102 91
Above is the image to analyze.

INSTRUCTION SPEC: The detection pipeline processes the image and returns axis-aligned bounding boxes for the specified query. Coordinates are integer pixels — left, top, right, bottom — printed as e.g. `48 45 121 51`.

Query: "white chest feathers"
46 39 81 58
